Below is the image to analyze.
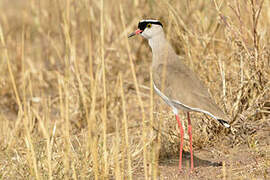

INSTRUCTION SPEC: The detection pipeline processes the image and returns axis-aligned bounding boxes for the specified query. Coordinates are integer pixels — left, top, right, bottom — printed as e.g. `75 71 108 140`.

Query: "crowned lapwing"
128 20 230 172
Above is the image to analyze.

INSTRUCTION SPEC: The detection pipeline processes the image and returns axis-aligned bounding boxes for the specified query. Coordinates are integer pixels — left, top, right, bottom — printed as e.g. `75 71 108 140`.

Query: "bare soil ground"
158 137 270 179
132 115 270 180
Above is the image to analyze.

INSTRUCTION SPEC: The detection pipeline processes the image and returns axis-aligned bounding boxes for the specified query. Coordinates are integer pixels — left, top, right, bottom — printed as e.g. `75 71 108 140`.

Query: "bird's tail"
217 119 230 128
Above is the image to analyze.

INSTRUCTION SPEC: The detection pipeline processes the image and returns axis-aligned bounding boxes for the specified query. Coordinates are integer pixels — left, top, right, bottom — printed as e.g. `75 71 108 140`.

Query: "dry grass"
0 0 269 179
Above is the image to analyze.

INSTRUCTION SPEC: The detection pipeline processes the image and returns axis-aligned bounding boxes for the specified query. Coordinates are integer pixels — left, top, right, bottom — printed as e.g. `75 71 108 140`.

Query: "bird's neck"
148 32 167 51
148 33 176 68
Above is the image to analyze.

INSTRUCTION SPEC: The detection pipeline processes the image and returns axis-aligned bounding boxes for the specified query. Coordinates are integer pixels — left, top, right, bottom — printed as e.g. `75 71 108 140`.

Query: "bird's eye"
147 23 152 28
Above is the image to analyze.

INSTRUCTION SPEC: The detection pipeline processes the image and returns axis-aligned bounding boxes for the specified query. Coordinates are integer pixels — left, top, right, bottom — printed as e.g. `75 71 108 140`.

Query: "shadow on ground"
159 150 222 168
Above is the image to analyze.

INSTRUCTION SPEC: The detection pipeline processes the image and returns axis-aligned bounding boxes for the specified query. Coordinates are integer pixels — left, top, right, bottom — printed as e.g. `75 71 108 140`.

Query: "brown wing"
153 62 229 121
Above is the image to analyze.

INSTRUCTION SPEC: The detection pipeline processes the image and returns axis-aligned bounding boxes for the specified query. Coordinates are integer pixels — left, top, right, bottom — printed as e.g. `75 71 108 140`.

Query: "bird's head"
128 20 163 40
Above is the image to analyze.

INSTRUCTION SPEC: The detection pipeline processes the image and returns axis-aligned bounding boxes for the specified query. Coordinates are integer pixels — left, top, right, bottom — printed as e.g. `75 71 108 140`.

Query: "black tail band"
217 119 230 128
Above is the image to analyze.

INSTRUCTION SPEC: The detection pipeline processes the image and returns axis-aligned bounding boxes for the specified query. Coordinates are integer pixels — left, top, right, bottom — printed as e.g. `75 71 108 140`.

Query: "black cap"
138 20 163 31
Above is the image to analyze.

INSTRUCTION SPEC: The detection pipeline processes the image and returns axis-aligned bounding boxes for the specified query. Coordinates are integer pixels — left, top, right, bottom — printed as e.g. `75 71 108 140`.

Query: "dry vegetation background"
0 0 269 179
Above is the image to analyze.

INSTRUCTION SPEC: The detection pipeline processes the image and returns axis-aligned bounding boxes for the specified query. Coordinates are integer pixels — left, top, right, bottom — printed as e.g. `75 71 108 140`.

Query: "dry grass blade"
100 0 108 177
119 73 133 180
119 4 148 180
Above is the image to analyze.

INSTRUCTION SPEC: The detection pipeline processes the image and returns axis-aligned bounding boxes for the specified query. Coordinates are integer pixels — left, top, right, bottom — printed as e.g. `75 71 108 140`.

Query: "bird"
128 19 230 172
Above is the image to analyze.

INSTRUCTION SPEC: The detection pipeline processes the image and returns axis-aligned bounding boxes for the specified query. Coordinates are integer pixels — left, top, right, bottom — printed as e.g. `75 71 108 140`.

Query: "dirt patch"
133 128 270 179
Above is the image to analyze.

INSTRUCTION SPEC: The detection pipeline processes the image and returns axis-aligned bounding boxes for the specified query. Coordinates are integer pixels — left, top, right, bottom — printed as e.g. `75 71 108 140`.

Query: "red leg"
175 114 184 171
187 112 194 172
